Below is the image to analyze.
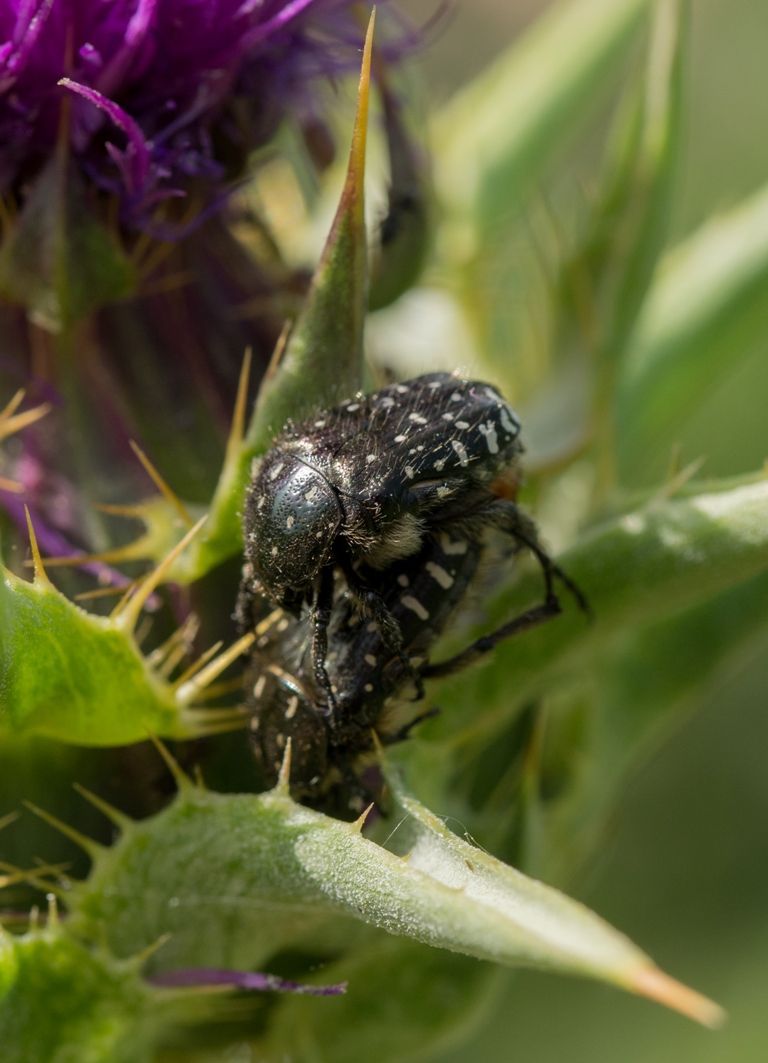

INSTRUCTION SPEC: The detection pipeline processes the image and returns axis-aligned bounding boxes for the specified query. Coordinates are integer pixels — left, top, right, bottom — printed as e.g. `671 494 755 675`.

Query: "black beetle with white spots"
238 372 587 808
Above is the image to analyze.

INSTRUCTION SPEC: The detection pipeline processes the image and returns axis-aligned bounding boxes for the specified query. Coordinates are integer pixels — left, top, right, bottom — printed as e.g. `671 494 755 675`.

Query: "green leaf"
0 527 242 745
434 0 651 240
0 159 135 332
66 780 721 1025
550 0 686 493
619 182 768 480
539 569 768 882
0 925 152 1063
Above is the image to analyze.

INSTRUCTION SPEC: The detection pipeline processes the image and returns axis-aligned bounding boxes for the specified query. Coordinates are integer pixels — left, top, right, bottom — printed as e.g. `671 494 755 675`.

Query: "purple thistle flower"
0 0 405 223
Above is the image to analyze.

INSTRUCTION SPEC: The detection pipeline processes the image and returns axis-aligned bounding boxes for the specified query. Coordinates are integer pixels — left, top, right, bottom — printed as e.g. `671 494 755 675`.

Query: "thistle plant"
1 0 767 1060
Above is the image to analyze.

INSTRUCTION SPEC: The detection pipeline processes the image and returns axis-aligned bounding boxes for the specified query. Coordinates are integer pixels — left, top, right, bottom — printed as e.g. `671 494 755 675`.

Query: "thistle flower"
0 2 418 577
0 0 398 224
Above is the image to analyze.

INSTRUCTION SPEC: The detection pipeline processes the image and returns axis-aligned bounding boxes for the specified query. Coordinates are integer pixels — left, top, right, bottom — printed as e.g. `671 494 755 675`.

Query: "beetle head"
244 453 342 611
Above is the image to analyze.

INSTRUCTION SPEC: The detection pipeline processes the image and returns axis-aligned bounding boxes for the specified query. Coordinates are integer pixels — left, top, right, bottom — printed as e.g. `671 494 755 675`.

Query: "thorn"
23 506 51 586
225 348 253 468
148 614 200 676
654 455 706 503
179 706 248 739
0 393 51 441
175 630 255 705
172 640 223 689
263 320 292 387
94 501 149 518
46 893 59 928
348 8 376 224
74 581 139 603
36 539 149 568
273 737 293 796
184 677 244 702
0 859 71 893
23 801 104 859
0 388 25 422
146 735 192 791
129 440 194 528
113 515 207 630
351 803 375 833
132 932 172 969
254 608 285 638
629 964 726 1029
73 783 131 831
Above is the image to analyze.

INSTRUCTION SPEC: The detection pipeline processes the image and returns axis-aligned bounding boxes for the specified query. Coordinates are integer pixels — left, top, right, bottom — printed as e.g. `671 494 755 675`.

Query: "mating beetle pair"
238 372 586 805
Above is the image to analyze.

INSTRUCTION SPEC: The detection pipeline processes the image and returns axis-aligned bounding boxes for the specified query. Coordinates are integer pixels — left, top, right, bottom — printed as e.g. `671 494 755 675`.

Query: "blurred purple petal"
149 966 348 996
0 0 413 224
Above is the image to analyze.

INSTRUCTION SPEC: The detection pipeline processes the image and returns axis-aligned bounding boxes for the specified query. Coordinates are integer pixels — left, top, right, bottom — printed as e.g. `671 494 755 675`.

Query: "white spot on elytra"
380 396 395 408
268 461 285 480
401 594 429 620
394 434 407 443
442 412 454 421
408 412 428 424
286 514 295 528
270 545 278 556
426 561 454 588
253 675 266 699
434 458 446 472
314 420 326 428
479 420 499 454
285 696 299 720
456 420 470 429
364 683 374 693
366 454 376 464
346 403 360 412
499 406 519 435
451 439 469 466
396 384 409 394
405 466 415 479
364 654 377 667
440 533 469 555
397 574 410 587
450 391 463 402
436 485 451 498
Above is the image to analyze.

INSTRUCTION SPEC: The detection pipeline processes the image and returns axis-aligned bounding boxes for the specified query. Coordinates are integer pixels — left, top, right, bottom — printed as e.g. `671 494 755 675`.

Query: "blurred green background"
407 1 768 1059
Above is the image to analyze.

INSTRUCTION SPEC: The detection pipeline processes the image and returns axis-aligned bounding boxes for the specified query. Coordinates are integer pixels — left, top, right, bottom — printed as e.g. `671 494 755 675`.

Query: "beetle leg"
341 562 426 702
420 598 560 680
485 500 590 616
310 566 339 722
422 500 588 680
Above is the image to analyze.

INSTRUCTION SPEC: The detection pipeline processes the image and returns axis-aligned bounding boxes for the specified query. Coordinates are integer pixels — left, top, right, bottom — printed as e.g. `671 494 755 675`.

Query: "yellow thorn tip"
129 439 194 528
114 515 207 629
23 506 51 586
630 965 726 1029
274 737 293 795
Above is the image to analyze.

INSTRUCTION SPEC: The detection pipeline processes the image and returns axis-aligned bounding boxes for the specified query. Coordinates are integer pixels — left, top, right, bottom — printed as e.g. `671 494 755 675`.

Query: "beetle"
241 373 557 714
241 517 580 813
